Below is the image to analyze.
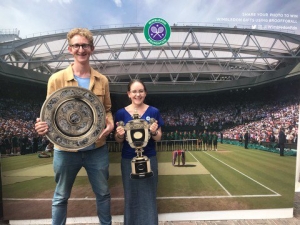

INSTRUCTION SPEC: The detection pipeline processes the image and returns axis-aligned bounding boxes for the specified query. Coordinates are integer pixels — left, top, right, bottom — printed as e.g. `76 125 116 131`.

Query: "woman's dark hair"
127 79 147 93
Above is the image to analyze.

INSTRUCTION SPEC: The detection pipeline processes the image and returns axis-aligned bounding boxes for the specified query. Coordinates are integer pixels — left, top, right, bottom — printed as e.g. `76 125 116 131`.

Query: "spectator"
244 130 249 149
278 128 286 156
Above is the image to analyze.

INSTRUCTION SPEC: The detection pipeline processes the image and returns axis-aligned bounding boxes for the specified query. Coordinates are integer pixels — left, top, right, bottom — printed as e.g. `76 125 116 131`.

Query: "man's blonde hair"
67 28 94 46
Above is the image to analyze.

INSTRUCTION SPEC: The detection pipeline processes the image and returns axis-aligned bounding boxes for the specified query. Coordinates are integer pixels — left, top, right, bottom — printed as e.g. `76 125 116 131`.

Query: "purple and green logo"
144 18 171 46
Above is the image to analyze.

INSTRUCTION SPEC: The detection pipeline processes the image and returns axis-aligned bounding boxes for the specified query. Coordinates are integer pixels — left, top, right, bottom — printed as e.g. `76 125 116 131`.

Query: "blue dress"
114 106 164 225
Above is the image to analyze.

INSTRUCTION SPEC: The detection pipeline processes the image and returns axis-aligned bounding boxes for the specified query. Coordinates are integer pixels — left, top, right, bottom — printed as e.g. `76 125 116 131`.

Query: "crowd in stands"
0 78 299 155
0 80 46 155
160 106 199 126
221 98 298 145
159 96 298 146
152 81 299 146
0 97 43 155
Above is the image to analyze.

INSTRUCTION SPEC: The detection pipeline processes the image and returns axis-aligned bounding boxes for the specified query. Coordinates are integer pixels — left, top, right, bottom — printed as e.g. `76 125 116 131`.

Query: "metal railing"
20 21 296 39
107 139 200 152
0 29 20 35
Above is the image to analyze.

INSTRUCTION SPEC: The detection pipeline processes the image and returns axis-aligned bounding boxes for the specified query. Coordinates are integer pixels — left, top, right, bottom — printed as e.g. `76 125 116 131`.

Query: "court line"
3 151 281 201
203 151 281 196
3 193 280 202
188 150 232 196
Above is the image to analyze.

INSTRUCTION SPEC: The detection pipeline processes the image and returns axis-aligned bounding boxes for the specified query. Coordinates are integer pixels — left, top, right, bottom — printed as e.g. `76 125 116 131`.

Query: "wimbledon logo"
143 18 171 46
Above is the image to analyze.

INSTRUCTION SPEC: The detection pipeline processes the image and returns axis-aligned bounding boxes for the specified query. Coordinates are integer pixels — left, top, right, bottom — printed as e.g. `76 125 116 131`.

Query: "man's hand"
98 116 114 139
35 118 49 136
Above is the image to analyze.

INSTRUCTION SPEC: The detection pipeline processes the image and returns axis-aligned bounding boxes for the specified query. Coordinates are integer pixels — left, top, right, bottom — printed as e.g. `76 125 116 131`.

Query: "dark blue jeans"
52 145 111 225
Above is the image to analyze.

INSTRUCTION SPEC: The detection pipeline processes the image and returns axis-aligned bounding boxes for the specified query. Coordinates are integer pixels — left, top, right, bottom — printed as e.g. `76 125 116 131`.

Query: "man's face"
68 35 94 64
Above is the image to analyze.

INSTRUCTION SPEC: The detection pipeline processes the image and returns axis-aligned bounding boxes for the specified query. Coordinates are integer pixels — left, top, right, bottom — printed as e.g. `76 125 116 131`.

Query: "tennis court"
1 143 296 220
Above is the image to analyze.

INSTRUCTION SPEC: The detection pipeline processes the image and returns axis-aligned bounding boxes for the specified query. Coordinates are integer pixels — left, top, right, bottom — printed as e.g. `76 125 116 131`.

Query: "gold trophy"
119 112 155 179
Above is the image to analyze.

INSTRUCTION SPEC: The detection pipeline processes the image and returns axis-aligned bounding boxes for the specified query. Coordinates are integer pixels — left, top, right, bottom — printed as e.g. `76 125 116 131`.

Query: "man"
269 132 276 149
166 132 173 151
219 131 223 144
11 133 20 154
35 28 114 225
191 130 197 149
202 130 208 151
197 131 203 150
20 134 29 155
207 131 213 151
212 131 218 151
45 141 54 157
278 128 286 156
244 130 249 149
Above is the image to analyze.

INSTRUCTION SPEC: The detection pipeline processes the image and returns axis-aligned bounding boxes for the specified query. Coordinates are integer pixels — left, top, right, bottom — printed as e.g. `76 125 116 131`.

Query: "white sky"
1 0 299 38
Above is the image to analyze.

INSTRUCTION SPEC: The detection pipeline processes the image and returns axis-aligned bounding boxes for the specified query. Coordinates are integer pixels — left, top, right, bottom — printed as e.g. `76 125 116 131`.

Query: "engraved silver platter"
40 86 106 151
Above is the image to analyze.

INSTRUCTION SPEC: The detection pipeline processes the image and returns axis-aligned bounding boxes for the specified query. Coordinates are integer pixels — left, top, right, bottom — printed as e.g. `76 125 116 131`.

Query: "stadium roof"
1 25 300 94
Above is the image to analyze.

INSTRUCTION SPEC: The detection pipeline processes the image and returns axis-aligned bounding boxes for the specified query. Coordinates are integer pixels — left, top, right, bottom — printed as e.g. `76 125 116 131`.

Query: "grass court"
0 143 296 220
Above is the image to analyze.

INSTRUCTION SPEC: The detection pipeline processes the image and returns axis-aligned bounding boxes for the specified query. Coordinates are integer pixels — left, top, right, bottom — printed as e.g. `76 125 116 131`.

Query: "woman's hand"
115 121 125 142
149 120 158 135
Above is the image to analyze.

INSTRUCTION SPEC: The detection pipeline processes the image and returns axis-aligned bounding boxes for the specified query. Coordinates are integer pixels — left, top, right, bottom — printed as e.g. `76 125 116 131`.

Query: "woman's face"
127 81 146 106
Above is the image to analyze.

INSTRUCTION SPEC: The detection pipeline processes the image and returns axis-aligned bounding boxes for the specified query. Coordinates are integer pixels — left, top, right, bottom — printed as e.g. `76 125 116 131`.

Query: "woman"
114 79 164 225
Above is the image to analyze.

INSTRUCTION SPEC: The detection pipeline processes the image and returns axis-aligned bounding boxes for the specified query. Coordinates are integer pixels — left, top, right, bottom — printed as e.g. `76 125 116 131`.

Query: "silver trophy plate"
40 86 106 151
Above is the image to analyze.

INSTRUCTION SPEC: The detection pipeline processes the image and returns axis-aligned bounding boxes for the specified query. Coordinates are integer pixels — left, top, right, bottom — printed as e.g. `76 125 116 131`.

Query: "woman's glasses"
130 90 145 95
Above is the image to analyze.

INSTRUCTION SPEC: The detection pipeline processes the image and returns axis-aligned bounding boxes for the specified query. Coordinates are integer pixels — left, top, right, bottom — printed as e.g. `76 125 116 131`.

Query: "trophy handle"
149 118 157 124
117 121 125 127
149 118 157 132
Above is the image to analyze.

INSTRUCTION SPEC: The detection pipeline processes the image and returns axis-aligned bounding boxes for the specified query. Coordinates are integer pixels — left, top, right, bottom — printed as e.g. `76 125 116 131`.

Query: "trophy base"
130 156 153 179
130 171 154 179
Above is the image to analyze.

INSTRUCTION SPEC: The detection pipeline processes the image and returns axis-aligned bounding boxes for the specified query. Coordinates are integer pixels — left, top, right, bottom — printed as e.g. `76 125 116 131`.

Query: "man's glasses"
70 44 91 49
130 90 145 95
